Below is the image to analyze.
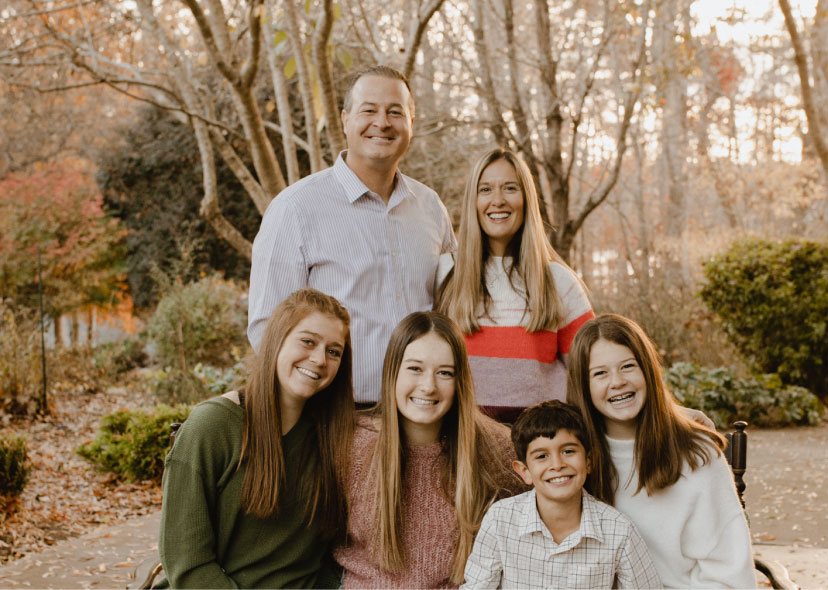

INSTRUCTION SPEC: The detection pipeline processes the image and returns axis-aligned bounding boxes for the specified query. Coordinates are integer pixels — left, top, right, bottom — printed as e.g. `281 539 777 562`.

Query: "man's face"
341 75 414 172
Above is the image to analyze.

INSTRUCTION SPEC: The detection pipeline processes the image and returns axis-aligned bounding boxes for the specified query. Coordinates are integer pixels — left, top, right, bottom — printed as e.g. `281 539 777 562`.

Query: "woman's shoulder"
352 415 380 451
171 396 241 448
184 395 242 430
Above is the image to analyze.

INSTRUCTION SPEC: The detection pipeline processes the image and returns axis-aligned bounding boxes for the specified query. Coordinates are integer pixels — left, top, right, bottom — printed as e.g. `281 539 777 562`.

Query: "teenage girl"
158 288 355 588
566 313 755 588
437 148 593 423
334 311 523 588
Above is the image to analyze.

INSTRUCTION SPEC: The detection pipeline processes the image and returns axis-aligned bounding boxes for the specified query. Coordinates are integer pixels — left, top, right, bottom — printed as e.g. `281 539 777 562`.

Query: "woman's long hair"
566 314 725 505
239 287 354 537
437 148 569 333
371 311 515 584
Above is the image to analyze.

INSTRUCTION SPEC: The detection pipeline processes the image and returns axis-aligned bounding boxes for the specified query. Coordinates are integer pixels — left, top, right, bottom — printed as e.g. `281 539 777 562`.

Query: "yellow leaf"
273 30 287 47
265 101 275 113
284 57 296 79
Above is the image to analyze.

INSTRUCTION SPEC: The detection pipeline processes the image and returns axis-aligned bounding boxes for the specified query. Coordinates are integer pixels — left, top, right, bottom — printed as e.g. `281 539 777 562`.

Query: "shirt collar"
333 150 412 208
519 489 605 548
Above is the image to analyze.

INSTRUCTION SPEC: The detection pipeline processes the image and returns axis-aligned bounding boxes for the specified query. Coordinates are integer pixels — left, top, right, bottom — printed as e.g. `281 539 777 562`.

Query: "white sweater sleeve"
682 456 756 589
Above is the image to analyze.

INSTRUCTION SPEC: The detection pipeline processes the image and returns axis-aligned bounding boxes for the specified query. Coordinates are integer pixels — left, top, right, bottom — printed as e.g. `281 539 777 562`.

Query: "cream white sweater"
607 436 756 589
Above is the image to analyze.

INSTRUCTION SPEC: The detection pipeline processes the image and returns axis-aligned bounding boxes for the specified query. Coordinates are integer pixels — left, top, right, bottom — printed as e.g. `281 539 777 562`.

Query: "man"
248 65 456 404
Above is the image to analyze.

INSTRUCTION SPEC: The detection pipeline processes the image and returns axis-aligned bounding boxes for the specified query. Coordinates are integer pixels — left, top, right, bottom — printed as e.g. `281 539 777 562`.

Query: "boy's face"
513 429 590 506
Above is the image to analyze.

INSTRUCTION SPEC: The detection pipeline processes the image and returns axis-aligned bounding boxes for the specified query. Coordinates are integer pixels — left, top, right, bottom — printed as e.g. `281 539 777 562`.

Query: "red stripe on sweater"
465 326 559 363
557 310 595 354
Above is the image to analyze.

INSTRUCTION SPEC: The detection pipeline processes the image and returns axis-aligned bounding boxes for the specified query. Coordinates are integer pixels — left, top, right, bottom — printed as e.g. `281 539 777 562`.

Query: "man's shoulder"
274 167 339 203
398 170 441 202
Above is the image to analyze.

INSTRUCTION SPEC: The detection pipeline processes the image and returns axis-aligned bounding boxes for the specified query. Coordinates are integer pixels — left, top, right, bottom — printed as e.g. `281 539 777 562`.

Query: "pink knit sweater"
334 417 519 589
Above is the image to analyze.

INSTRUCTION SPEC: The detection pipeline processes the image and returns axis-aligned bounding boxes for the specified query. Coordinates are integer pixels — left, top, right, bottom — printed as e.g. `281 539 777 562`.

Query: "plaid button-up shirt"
462 489 662 589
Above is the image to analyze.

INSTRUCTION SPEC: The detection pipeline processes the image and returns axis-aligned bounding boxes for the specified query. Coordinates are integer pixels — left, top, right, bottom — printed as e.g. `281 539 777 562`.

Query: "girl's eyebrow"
296 330 344 349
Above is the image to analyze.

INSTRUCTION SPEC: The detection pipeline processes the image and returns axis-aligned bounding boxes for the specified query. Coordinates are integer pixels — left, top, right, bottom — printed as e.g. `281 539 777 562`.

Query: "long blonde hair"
370 311 515 584
240 288 354 538
566 314 725 505
438 148 568 333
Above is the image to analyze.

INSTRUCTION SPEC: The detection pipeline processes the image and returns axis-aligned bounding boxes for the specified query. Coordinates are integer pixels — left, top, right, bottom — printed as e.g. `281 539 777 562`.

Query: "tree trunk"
779 0 828 182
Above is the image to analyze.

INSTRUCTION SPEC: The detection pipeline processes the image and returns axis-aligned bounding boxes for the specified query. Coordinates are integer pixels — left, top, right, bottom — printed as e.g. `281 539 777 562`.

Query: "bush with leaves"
76 404 192 483
92 335 148 379
192 358 245 396
699 238 828 406
151 368 211 406
148 274 247 371
0 434 31 499
667 362 824 429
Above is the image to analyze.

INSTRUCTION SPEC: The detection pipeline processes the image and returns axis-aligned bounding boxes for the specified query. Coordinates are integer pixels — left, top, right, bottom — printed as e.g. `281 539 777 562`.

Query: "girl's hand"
680 406 715 429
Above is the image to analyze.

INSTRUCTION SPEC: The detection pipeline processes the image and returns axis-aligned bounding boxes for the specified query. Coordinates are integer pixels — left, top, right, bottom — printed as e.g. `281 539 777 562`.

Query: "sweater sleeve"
682 456 756 589
159 460 238 589
158 403 240 589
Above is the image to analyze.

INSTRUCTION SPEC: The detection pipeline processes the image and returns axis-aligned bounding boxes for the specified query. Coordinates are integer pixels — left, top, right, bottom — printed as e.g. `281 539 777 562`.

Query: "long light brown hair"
240 288 354 537
566 313 725 505
437 148 569 333
370 311 516 584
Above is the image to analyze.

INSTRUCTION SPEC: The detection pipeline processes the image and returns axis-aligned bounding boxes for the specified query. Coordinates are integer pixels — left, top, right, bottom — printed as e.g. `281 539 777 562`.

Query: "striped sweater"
438 254 594 422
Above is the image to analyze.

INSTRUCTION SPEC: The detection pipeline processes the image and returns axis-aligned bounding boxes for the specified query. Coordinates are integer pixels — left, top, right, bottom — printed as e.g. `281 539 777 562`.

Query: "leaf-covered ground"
1 376 161 564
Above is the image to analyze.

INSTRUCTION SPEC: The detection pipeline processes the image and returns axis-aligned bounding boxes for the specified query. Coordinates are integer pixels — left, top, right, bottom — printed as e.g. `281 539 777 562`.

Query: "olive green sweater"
157 396 328 589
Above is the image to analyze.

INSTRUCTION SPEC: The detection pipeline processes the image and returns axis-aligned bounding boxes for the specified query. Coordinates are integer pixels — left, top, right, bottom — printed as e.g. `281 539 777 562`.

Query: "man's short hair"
342 65 414 115
511 400 591 463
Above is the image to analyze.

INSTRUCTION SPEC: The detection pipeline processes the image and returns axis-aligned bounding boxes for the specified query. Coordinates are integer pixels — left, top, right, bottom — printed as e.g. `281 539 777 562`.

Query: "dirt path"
744 420 828 548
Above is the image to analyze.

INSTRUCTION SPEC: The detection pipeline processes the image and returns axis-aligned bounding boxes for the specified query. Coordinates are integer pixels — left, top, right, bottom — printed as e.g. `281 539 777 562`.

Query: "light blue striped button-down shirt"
248 153 457 403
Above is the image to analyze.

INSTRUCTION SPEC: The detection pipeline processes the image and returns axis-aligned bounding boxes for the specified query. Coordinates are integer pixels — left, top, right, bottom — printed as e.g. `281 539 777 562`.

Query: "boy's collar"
519 489 606 547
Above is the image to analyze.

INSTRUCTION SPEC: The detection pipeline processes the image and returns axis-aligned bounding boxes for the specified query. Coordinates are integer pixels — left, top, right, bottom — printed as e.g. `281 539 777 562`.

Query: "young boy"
461 401 662 589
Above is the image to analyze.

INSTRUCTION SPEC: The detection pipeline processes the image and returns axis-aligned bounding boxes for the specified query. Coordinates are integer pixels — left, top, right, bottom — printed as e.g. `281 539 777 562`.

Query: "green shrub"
76 404 192 482
147 275 247 370
92 335 148 378
151 368 210 405
0 434 31 497
667 362 824 429
192 360 245 396
699 237 828 405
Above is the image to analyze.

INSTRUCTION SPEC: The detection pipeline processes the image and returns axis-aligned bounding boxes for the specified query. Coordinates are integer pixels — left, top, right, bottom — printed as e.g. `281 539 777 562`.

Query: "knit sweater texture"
607 436 756 589
334 417 521 589
158 396 329 589
437 255 593 422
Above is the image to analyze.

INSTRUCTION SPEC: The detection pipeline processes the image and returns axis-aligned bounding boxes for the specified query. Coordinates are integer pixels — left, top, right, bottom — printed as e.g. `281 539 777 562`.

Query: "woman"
437 148 593 423
158 288 355 588
566 314 755 588
334 311 522 588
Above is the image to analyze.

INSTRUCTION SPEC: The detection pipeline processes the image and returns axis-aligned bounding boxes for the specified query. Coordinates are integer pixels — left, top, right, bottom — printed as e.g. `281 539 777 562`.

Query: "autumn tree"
0 163 127 344
0 0 444 260
97 105 262 308
463 0 651 262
